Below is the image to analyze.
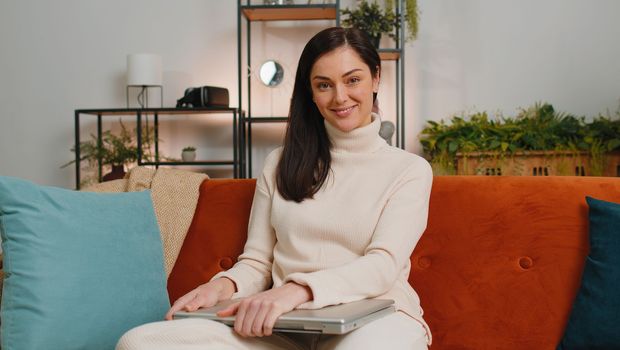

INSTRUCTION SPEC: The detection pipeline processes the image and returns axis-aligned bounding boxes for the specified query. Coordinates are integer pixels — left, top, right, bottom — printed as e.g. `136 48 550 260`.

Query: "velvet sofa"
166 175 620 350
1 175 618 349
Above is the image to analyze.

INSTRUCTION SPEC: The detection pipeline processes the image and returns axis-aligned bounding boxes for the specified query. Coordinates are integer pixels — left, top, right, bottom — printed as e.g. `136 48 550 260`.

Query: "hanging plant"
385 0 419 41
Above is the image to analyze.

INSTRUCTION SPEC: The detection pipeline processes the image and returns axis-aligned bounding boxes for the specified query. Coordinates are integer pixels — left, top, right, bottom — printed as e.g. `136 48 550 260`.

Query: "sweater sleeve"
210 152 279 298
284 160 433 309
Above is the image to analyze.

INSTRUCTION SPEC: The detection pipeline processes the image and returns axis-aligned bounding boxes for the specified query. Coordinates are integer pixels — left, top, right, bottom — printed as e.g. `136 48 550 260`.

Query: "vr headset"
176 86 229 108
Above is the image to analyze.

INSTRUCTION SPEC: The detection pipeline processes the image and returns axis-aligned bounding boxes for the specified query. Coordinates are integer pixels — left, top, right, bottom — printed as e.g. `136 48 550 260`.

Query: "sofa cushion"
557 196 620 349
167 179 257 303
0 176 170 350
410 176 620 349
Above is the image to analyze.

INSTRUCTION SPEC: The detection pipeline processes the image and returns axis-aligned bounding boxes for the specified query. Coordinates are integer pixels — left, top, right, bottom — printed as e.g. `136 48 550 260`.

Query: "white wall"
410 0 620 153
1 0 619 187
0 0 239 187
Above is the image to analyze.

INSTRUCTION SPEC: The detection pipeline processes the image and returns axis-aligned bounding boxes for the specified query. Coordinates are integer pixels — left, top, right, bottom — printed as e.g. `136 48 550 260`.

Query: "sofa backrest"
168 179 256 302
412 176 620 349
168 176 620 350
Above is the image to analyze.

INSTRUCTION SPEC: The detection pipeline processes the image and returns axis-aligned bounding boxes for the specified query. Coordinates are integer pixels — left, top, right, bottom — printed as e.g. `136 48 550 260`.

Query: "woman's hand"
216 282 312 337
164 277 236 320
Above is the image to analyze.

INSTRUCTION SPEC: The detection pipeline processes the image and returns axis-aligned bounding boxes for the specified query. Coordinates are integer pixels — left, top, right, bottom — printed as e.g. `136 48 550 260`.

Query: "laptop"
174 298 395 335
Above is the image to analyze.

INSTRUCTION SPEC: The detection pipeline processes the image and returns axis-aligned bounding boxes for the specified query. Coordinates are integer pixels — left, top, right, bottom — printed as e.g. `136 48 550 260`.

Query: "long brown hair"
276 27 381 202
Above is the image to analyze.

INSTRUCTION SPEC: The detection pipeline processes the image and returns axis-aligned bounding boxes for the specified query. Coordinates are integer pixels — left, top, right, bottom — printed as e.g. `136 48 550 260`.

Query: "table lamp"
126 53 163 108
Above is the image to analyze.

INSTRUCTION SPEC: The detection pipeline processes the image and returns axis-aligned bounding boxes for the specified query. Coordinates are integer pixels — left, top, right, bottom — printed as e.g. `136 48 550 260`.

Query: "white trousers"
116 311 428 350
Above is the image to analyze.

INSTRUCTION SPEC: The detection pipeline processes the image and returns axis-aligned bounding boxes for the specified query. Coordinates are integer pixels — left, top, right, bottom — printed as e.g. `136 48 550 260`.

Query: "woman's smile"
331 105 358 118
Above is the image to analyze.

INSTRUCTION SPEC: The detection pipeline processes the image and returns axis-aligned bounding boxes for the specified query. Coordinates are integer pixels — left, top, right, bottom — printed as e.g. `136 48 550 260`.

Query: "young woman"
117 26 433 350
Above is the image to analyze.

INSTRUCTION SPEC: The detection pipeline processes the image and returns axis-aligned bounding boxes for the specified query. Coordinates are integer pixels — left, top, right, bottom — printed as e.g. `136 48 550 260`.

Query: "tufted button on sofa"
518 256 534 269
218 257 234 270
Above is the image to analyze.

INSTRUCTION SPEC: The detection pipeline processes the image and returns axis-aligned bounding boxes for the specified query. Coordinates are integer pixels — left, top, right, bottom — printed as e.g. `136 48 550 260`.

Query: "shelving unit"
238 0 406 177
73 107 241 189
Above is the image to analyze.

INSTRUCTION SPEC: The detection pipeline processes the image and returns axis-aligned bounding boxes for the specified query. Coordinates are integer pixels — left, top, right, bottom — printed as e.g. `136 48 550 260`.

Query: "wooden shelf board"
379 51 400 61
241 6 337 21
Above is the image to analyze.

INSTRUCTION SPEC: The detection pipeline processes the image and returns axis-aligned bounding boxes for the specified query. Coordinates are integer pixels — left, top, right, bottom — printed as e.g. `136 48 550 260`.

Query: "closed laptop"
174 298 395 335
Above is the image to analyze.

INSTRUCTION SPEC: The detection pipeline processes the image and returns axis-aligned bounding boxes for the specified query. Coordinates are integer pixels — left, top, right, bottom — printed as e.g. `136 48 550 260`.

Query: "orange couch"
167 176 620 349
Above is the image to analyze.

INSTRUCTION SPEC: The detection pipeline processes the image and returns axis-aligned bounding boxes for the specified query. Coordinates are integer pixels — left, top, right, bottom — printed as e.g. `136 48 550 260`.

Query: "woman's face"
310 46 379 133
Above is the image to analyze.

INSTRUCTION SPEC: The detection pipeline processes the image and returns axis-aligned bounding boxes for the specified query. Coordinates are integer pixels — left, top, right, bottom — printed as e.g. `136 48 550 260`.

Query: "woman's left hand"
216 282 312 337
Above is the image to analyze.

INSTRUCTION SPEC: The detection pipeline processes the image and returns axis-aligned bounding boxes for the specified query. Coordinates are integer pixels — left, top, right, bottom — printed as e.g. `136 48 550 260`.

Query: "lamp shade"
126 54 162 86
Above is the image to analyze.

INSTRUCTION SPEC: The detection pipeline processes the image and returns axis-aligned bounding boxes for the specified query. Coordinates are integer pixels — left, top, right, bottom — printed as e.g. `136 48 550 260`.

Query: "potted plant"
341 0 419 47
341 0 398 47
419 103 620 176
63 120 161 184
181 146 197 162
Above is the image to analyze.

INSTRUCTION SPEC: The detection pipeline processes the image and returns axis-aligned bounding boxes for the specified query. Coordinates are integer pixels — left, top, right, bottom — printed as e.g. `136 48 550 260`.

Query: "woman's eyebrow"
312 75 331 81
342 68 363 77
312 68 363 81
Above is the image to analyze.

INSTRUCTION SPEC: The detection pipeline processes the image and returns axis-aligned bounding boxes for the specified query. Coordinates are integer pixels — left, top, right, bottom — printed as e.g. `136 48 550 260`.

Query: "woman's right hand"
164 277 236 320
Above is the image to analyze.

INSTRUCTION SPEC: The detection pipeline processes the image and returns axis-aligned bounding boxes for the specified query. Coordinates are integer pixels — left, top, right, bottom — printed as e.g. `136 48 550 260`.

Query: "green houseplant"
341 0 419 47
63 120 159 184
582 112 620 175
419 103 620 176
341 0 397 47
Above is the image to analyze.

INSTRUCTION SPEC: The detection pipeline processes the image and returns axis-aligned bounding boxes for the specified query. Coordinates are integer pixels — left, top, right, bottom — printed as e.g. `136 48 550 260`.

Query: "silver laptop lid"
174 298 395 334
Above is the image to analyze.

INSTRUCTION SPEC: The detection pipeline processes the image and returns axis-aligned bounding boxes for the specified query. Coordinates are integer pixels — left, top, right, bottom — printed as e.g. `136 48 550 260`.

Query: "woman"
117 26 432 350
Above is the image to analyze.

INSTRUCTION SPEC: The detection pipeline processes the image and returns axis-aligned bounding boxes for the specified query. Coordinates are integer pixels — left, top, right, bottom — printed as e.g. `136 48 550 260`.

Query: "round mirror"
259 60 284 87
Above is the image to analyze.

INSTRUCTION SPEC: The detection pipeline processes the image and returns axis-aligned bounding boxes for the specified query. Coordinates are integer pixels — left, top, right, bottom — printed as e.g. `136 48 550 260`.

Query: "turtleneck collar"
324 113 386 153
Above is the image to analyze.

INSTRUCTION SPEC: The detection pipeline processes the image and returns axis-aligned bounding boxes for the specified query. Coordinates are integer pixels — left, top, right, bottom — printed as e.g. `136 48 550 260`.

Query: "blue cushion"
558 196 620 349
0 176 170 350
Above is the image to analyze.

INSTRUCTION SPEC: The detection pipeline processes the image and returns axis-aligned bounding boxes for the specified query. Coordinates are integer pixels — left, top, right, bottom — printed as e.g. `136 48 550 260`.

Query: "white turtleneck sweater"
213 114 433 342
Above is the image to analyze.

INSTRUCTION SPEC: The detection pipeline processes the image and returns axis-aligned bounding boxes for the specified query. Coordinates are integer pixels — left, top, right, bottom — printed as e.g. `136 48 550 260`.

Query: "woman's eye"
348 77 361 84
317 82 331 90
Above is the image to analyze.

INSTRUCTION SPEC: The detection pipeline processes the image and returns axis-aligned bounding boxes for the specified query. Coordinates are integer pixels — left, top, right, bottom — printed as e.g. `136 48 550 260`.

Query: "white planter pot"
181 150 196 162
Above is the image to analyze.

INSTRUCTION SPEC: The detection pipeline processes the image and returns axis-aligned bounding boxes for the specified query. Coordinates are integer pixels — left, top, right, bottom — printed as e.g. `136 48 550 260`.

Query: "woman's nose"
333 84 348 104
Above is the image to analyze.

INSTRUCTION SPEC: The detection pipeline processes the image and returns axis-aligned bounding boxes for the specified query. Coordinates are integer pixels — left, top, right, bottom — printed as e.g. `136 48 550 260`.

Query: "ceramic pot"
182 150 196 162
102 165 126 182
369 34 381 48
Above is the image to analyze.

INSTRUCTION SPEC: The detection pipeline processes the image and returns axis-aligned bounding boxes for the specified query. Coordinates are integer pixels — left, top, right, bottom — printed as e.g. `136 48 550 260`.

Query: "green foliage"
419 103 620 173
341 1 397 40
403 0 419 41
341 0 419 43
62 119 159 168
584 110 620 175
385 0 419 41
182 146 196 152
585 111 620 153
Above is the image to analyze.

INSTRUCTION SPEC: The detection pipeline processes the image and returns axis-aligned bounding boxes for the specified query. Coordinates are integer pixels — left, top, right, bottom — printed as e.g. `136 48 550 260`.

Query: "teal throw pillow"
557 196 620 349
0 176 170 350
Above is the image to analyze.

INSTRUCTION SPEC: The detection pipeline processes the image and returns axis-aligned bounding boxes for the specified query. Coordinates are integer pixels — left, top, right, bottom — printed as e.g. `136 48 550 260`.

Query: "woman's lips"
331 105 357 118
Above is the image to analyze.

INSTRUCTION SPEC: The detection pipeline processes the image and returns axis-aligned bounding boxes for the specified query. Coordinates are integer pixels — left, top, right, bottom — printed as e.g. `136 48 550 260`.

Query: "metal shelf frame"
73 107 241 189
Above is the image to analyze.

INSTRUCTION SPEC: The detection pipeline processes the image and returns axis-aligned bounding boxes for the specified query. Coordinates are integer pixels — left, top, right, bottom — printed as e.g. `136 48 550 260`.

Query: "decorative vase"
102 165 126 182
182 150 196 162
